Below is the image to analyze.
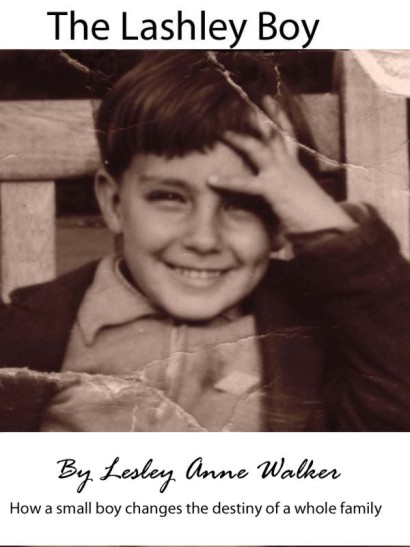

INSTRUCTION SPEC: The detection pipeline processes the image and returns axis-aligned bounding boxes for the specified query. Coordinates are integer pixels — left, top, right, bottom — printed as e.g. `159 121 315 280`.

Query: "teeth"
173 267 223 279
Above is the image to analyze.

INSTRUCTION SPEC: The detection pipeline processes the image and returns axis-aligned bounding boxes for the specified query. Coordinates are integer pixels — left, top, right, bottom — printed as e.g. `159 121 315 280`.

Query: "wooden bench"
0 51 409 301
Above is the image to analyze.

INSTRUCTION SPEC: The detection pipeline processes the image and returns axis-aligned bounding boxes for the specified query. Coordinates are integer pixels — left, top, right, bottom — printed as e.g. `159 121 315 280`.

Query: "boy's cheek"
238 227 272 264
122 215 172 247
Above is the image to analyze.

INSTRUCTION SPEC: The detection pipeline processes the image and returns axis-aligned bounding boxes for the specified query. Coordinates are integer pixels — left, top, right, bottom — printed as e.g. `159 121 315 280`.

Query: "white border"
0 433 409 545
0 0 410 49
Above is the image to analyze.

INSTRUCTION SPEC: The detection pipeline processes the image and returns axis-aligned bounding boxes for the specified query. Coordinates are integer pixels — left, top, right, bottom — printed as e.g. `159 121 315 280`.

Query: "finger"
263 97 294 135
262 96 298 158
207 174 265 197
275 109 298 158
223 131 273 170
252 112 272 142
242 98 280 144
248 105 277 142
261 96 280 128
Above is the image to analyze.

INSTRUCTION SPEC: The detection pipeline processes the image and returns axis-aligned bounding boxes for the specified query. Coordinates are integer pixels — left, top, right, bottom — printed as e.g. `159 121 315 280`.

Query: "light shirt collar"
77 255 162 345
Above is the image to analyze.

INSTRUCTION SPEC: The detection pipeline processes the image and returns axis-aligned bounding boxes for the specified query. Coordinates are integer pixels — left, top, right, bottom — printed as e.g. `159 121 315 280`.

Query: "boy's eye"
221 191 278 227
223 194 258 215
224 200 248 212
146 190 186 203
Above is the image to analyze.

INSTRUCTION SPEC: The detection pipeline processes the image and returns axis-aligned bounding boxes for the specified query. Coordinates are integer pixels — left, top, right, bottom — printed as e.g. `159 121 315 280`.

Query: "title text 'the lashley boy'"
46 10 320 48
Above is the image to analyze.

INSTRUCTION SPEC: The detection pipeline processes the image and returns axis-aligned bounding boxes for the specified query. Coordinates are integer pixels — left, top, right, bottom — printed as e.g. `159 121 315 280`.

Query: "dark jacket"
1 213 410 431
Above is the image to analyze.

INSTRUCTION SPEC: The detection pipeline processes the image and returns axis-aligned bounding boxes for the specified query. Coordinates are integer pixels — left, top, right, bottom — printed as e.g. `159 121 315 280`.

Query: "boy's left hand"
208 97 356 235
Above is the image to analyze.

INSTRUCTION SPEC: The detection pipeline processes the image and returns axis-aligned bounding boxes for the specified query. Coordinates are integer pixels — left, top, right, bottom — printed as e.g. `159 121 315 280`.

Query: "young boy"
1 51 410 431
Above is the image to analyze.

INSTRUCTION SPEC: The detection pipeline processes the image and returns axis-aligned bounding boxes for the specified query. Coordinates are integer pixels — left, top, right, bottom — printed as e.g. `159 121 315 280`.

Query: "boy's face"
103 143 273 321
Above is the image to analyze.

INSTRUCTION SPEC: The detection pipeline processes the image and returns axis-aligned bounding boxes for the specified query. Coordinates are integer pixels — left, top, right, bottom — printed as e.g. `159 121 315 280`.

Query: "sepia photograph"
0 49 409 432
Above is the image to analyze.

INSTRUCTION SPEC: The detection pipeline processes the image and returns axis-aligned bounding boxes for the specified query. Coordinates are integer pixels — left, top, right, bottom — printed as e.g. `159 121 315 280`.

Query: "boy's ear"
94 168 123 234
271 229 286 252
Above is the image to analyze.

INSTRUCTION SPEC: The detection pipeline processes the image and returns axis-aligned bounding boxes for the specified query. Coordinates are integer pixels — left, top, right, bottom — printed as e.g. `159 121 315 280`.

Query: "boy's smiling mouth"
164 262 234 286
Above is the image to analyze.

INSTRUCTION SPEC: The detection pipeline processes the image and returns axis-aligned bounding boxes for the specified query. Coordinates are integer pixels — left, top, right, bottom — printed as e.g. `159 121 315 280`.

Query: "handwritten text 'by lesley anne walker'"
56 456 341 494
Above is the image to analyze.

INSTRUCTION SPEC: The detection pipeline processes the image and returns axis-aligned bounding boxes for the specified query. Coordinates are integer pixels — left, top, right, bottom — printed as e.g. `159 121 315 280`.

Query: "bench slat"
0 100 100 182
0 95 340 182
1 182 55 301
339 52 410 255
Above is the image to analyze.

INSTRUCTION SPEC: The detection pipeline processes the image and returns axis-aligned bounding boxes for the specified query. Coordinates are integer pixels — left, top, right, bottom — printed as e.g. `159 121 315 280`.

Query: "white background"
0 433 408 545
1 1 410 546
0 0 409 49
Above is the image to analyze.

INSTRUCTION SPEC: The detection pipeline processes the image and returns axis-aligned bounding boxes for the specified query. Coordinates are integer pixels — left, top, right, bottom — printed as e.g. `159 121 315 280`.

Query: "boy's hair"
96 51 317 179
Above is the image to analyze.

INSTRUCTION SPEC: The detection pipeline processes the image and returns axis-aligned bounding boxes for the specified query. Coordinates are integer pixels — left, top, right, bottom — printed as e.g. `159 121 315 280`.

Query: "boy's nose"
182 209 222 254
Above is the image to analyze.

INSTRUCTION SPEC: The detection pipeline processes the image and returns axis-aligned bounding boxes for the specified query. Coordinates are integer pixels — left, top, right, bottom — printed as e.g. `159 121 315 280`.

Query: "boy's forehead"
125 144 252 184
